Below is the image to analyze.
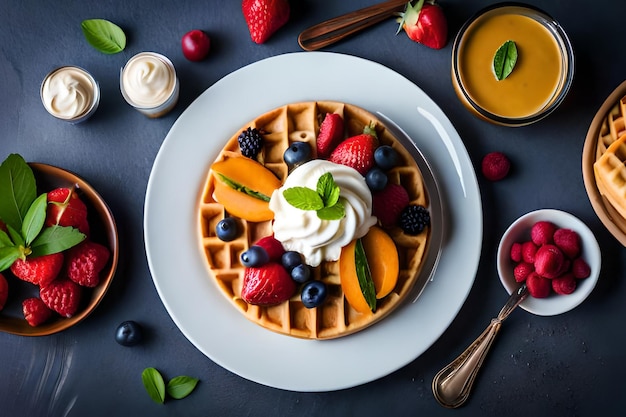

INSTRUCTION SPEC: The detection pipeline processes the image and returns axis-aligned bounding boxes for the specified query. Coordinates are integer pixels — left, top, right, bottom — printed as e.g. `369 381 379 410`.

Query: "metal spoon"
432 283 529 408
298 0 407 51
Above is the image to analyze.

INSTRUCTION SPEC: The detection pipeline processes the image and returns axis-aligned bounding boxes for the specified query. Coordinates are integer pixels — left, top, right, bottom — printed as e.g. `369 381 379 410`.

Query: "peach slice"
339 226 399 313
211 156 282 222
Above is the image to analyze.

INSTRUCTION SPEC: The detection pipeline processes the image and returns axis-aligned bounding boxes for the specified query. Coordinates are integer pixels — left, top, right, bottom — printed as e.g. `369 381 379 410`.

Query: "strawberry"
0 273 8 311
534 244 565 279
481 152 510 181
521 241 537 264
513 262 533 283
530 221 556 246
509 242 522 262
372 183 410 228
242 0 290 44
254 235 285 262
10 253 64 287
23 297 53 326
396 0 448 50
65 241 110 288
241 262 296 306
551 273 576 295
328 124 377 175
46 187 89 235
572 257 591 279
526 272 551 298
40 278 82 318
553 228 581 259
316 113 344 159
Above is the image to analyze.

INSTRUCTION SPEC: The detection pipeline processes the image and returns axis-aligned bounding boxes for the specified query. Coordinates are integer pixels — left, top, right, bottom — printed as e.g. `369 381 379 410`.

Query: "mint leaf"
355 239 376 312
7 223 24 247
0 154 37 232
317 201 345 221
22 193 47 246
493 40 518 80
0 246 21 272
166 376 199 400
142 367 166 404
30 226 85 257
81 19 126 54
0 229 13 248
283 187 324 211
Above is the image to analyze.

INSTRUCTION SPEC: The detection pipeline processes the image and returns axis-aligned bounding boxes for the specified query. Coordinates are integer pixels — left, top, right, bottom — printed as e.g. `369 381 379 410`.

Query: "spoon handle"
431 284 529 408
298 0 408 51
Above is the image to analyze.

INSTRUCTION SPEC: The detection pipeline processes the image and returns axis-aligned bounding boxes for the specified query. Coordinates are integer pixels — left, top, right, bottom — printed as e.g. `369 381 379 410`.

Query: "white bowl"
497 209 601 316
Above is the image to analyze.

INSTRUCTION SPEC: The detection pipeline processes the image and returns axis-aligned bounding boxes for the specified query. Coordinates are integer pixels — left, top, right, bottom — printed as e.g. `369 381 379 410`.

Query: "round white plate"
144 52 482 392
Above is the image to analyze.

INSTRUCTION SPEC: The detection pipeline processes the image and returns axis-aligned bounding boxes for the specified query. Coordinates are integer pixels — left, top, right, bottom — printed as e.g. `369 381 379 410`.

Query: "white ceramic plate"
144 52 482 392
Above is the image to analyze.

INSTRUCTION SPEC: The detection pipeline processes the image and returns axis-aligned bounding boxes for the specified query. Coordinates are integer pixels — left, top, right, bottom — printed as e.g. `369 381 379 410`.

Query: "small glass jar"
120 52 179 118
451 3 574 126
40 66 100 123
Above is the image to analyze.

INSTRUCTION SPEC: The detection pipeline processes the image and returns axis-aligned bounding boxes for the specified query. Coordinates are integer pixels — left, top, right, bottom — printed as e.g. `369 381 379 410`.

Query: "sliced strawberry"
254 235 285 262
0 273 8 311
396 0 448 49
316 113 344 159
46 187 89 235
241 262 296 306
66 241 110 288
328 124 377 175
23 297 54 326
372 183 410 228
10 253 64 287
242 0 290 44
40 278 82 318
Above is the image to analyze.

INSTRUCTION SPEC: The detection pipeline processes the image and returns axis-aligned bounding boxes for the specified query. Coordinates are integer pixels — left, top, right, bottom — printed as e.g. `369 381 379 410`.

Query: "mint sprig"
283 172 345 221
142 367 199 404
0 154 86 271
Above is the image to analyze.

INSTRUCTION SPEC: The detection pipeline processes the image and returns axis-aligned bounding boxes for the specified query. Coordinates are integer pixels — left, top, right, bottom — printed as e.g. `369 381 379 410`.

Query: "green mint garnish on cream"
283 172 346 221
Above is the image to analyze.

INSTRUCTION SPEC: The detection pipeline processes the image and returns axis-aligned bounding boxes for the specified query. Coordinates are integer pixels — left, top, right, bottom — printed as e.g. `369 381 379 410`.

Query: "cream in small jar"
120 52 179 118
40 66 100 123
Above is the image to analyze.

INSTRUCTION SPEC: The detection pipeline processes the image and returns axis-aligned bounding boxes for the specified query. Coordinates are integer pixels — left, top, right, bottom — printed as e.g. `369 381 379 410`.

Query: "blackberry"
400 205 430 235
238 127 264 158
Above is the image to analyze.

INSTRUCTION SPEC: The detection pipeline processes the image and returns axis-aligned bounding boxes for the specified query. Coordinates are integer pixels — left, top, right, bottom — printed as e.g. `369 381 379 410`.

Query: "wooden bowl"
582 79 626 246
0 163 118 336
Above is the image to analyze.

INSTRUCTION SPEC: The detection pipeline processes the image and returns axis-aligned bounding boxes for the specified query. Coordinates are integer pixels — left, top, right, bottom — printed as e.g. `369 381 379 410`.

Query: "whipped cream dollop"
41 67 96 119
269 159 377 267
121 52 176 108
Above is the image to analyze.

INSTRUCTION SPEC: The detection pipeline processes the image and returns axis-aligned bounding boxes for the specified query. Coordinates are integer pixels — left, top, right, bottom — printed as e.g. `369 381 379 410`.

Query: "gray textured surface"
0 0 624 416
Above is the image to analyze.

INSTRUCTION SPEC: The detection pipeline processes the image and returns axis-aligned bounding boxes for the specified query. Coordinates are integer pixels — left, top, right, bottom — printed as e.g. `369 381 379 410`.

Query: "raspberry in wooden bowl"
0 155 118 336
497 209 600 316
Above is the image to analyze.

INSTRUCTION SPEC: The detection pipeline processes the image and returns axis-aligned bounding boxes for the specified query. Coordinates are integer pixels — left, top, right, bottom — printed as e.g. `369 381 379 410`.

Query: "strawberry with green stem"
396 0 448 50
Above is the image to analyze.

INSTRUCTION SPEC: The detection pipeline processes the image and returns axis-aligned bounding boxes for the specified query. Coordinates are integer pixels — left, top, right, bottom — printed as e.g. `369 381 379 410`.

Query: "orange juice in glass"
452 3 574 126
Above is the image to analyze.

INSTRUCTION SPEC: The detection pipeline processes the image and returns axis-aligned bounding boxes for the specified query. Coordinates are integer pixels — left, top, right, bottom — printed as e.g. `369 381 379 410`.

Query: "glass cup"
40 66 100 123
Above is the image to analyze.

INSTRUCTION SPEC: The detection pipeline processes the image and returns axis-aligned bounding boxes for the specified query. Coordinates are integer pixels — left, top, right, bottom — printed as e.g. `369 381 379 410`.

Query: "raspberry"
10 253 64 287
534 244 565 279
66 241 110 288
521 241 538 263
481 152 510 181
551 273 577 295
40 278 82 318
399 205 430 235
513 262 534 282
526 272 551 298
372 183 409 228
553 228 581 259
238 127 264 159
254 235 285 262
510 242 522 262
530 221 556 246
572 257 591 279
23 297 53 326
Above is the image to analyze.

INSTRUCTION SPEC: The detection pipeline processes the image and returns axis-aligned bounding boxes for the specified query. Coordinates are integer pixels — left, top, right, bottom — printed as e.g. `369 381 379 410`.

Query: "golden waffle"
594 134 626 219
197 101 431 339
596 96 626 159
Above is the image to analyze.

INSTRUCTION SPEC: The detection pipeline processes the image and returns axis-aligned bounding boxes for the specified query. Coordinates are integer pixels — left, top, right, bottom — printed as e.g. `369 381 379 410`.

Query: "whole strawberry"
396 0 448 49
23 297 53 326
328 123 378 175
372 183 410 228
241 262 296 306
40 278 82 318
46 187 89 235
316 113 344 159
10 253 64 287
0 273 8 311
66 241 111 288
242 0 290 44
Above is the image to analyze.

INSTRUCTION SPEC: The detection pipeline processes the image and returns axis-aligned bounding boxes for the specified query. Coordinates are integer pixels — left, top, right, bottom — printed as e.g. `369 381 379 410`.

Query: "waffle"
197 101 431 339
594 95 626 220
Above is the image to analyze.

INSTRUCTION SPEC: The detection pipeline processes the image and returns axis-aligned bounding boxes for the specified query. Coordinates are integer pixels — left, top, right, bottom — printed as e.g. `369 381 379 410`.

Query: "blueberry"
115 321 143 346
365 168 388 191
283 141 312 166
240 245 269 267
291 263 311 284
281 251 303 272
215 217 238 241
374 145 400 170
301 281 328 309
